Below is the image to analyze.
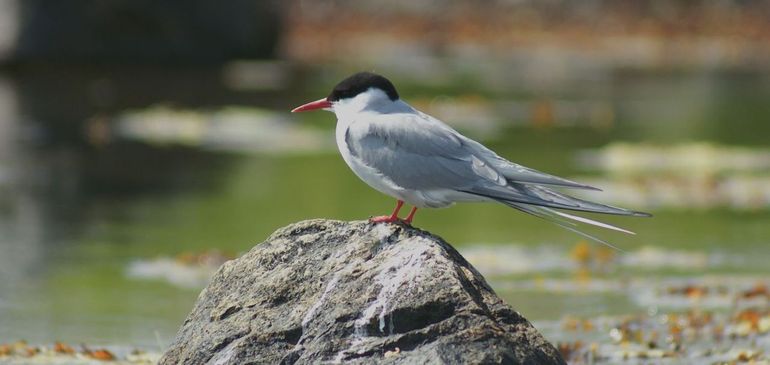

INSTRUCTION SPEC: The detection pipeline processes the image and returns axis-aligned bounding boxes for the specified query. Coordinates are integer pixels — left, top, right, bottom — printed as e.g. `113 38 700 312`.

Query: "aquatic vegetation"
554 306 770 364
575 142 770 210
113 106 334 154
460 242 735 278
126 250 233 288
461 241 770 363
550 282 770 363
0 341 158 364
580 143 770 176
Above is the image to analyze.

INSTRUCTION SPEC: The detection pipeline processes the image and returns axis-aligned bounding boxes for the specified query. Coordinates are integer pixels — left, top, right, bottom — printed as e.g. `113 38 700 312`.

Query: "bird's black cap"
327 72 399 102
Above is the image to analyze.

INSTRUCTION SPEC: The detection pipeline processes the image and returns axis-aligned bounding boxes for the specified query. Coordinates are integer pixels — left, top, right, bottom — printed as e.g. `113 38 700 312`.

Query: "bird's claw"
369 215 402 223
369 216 413 225
369 201 416 225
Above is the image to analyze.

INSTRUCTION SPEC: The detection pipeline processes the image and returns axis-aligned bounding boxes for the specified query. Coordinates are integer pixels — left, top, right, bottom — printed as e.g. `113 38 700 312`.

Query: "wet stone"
159 219 565 365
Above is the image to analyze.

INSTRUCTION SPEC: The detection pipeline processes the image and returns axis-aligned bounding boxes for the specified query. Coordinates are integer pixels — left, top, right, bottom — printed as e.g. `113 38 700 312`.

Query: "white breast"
335 117 407 200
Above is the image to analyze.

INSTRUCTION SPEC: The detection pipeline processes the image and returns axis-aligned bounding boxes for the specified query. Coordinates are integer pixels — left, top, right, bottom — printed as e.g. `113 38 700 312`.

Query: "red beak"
291 98 332 113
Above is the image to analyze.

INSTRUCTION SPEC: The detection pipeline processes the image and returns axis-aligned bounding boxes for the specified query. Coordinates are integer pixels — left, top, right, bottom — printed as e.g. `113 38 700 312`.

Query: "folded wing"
345 111 650 247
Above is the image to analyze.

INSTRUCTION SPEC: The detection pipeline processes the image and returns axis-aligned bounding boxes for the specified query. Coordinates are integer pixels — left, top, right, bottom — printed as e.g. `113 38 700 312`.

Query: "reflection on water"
0 65 769 350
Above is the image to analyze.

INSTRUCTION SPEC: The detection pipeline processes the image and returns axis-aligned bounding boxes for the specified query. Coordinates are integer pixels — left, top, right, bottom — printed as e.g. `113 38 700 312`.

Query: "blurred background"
1 0 769 362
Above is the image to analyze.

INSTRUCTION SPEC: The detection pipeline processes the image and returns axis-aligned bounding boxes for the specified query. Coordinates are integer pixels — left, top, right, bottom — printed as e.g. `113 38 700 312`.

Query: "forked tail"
461 183 651 250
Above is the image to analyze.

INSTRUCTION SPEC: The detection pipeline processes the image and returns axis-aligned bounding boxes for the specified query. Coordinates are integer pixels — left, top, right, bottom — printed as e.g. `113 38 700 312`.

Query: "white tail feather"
506 202 626 252
547 209 636 235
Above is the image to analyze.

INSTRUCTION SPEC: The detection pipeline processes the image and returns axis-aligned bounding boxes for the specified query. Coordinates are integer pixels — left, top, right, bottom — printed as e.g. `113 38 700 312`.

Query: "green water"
1 68 769 349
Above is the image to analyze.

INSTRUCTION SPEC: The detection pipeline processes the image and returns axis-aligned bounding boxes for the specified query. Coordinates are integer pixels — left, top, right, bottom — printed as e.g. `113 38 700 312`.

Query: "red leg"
404 207 418 224
370 200 404 223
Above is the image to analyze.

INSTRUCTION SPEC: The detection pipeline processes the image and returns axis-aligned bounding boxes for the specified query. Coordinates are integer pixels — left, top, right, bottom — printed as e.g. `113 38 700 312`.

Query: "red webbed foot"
369 215 401 223
368 201 419 225
369 200 405 224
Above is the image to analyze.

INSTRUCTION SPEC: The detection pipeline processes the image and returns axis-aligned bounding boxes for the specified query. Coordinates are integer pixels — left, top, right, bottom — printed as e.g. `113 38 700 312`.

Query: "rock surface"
159 219 565 365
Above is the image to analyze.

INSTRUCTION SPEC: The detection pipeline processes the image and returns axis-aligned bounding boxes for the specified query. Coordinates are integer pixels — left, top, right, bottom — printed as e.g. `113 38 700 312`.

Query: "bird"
292 71 650 247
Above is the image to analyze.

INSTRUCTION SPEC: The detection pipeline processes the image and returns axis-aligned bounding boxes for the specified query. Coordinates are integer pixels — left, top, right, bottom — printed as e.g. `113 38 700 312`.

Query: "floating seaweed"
126 249 234 288
0 341 158 364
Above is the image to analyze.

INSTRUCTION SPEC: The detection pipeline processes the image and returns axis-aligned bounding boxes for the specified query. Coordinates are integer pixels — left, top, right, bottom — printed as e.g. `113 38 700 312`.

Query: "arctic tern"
292 72 650 246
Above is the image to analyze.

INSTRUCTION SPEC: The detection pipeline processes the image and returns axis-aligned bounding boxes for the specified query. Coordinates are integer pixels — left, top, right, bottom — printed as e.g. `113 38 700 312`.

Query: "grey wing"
345 112 646 216
346 112 650 246
459 136 600 190
345 113 507 191
347 111 597 191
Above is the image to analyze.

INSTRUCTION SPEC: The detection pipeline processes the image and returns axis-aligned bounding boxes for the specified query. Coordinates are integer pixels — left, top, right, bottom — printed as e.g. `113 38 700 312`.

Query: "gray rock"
159 219 565 365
